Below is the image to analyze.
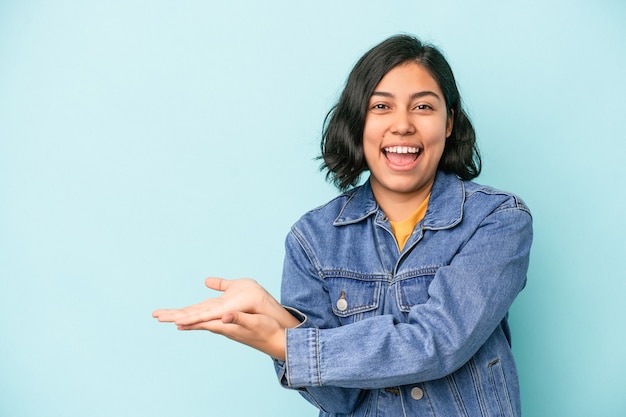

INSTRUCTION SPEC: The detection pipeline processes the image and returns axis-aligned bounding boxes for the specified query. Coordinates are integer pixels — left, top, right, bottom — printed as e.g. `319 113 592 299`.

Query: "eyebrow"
370 91 442 101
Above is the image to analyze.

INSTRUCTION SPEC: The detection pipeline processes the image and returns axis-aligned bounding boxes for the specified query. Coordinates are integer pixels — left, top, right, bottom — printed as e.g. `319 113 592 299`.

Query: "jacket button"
410 387 424 400
336 291 348 311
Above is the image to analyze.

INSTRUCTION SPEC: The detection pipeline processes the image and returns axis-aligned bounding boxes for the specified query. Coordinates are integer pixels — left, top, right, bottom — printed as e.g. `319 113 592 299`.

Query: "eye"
371 103 389 110
414 104 433 111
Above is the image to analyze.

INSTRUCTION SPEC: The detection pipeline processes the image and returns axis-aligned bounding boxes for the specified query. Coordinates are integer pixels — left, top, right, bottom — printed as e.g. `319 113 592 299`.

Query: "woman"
153 34 533 417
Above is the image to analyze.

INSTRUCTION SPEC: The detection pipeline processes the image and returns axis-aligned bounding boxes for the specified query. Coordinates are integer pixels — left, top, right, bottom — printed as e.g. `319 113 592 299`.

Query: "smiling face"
363 61 453 219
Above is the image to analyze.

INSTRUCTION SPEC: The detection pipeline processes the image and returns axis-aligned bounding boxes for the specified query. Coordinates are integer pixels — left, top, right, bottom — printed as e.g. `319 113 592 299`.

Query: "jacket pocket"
395 270 436 312
325 275 382 324
487 358 516 417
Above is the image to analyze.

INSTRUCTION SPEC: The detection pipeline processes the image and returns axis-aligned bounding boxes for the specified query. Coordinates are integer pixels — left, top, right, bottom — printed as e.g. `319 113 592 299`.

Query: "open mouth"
382 146 421 164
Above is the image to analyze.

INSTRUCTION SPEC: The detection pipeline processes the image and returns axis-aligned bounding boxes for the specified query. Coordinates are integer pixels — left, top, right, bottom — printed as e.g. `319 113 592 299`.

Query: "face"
363 62 453 212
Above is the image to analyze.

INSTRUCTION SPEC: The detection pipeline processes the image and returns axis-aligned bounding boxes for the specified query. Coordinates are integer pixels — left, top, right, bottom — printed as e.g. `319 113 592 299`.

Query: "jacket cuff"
274 306 317 388
284 326 321 387
283 306 314 328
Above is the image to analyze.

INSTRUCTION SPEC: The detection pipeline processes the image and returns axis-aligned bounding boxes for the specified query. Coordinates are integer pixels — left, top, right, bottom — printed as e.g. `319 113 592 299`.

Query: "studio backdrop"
1 1 625 416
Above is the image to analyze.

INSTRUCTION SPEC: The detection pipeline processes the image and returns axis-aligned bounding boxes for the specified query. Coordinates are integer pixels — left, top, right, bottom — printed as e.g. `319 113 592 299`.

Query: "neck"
371 183 432 222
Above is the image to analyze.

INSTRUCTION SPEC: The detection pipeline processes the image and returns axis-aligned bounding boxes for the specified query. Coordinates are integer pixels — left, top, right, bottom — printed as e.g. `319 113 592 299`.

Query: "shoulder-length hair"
320 34 481 190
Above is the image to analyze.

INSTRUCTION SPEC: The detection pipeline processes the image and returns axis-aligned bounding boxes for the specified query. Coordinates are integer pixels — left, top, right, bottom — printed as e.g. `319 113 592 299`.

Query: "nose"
391 110 415 135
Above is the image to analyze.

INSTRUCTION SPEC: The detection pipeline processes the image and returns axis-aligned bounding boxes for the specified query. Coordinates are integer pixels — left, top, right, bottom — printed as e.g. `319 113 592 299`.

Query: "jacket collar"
333 171 464 230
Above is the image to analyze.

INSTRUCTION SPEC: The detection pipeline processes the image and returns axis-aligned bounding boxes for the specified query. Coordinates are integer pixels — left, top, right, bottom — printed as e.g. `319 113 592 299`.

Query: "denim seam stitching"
290 227 325 279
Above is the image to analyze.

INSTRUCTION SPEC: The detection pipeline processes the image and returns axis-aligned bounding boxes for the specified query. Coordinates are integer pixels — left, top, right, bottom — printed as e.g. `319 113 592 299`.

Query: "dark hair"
320 34 481 190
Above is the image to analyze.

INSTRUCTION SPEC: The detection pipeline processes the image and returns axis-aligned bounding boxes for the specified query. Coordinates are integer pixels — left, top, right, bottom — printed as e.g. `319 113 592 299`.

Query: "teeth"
384 146 419 154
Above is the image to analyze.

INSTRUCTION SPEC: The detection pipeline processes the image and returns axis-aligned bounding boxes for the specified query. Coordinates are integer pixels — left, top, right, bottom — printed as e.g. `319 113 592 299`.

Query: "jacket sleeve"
272 230 367 414
281 202 532 390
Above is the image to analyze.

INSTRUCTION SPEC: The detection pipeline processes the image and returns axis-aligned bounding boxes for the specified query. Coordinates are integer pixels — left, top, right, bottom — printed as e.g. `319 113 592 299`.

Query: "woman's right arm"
274 230 368 414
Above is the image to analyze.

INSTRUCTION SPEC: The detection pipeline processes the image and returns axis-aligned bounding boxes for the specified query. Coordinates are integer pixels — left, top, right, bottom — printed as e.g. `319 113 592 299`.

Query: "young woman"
153 34 533 417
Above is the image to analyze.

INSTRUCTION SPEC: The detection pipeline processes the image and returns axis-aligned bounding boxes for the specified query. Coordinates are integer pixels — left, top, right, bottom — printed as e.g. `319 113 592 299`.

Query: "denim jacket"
274 171 533 417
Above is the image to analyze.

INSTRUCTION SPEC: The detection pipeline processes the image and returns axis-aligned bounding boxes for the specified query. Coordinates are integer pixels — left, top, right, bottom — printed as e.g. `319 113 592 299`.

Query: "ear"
446 109 454 138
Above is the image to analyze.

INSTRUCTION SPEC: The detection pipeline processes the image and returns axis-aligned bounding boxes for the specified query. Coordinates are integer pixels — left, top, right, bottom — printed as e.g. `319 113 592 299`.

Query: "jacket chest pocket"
325 276 382 324
395 272 436 312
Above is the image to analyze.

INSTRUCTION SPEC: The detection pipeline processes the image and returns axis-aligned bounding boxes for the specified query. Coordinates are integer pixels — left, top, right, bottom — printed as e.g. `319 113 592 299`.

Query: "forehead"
374 62 442 94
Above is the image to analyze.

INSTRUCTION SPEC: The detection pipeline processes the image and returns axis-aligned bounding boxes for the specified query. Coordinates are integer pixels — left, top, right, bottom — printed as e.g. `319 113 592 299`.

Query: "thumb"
205 277 230 292
221 311 254 330
222 311 237 324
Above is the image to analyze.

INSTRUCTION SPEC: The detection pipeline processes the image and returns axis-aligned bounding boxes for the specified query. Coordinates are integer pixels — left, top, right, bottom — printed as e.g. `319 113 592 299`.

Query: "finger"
152 308 186 322
215 312 271 337
176 319 221 331
153 305 203 322
205 311 252 336
205 277 230 292
154 300 223 325
183 311 251 334
174 307 220 326
177 312 241 330
221 311 237 324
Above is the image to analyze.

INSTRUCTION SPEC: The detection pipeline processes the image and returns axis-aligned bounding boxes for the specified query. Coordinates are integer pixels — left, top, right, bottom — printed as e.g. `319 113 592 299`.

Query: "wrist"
269 328 287 361
261 295 300 329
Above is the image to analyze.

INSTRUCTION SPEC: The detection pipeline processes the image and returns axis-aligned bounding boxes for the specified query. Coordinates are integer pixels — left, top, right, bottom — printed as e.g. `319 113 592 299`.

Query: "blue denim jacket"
274 171 533 417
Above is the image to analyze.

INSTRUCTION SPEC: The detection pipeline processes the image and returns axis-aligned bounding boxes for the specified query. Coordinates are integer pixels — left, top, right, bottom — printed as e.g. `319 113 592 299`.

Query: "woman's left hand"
177 310 288 360
152 277 299 360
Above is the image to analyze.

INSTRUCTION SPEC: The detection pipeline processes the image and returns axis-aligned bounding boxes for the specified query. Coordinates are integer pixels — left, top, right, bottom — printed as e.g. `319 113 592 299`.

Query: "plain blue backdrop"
1 1 625 416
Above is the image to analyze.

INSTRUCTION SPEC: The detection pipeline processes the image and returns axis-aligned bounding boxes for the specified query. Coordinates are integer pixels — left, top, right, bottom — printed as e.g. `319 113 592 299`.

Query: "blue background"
1 1 625 416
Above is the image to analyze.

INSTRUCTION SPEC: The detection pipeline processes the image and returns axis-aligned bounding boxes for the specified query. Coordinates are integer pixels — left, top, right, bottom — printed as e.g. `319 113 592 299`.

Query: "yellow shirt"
389 194 430 252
